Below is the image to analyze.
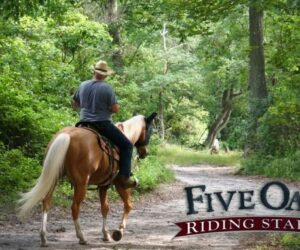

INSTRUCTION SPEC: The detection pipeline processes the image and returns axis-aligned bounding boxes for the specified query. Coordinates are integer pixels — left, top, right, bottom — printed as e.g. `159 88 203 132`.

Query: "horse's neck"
116 116 144 144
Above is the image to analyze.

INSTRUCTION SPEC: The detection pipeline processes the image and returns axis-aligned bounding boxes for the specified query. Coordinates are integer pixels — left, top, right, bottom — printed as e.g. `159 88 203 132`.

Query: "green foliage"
0 144 40 202
242 151 300 181
159 144 241 166
122 36 209 145
242 4 300 176
135 155 174 192
281 234 300 249
194 9 248 147
0 0 80 20
52 10 112 79
254 7 300 157
0 0 299 208
0 11 112 155
0 8 113 202
109 76 140 122
134 135 175 193
121 0 248 41
257 234 300 250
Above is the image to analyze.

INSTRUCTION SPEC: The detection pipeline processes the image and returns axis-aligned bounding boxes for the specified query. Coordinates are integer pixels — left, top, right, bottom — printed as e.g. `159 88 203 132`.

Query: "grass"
254 234 300 250
158 143 241 166
281 234 300 249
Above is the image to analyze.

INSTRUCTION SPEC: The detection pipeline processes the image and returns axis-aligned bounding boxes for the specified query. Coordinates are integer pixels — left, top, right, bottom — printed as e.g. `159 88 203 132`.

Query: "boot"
116 175 137 189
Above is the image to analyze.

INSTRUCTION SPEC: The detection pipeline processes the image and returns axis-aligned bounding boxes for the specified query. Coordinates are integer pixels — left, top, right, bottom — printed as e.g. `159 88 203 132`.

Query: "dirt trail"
0 164 299 250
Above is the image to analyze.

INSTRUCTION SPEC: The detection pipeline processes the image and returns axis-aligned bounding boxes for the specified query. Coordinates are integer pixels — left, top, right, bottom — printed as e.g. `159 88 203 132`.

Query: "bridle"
134 122 152 148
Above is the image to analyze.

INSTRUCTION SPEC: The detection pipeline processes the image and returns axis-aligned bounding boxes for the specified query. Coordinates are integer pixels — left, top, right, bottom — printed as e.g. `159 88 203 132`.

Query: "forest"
0 0 299 248
0 0 299 210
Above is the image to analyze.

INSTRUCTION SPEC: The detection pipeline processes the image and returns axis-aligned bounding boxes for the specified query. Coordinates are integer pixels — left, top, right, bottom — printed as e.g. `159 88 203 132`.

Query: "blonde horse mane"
115 115 145 145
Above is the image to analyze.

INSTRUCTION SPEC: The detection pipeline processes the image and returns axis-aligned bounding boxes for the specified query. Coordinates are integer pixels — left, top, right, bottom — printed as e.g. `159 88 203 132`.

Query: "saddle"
75 121 120 187
75 121 120 161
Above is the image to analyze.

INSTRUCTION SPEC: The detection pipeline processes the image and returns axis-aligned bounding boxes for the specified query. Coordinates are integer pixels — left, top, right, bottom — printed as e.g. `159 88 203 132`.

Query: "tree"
0 0 77 20
245 3 268 154
85 0 128 72
107 0 124 70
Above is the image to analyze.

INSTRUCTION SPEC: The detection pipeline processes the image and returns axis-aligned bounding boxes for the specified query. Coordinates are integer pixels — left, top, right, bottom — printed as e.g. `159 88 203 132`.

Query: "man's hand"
72 100 80 110
111 103 119 113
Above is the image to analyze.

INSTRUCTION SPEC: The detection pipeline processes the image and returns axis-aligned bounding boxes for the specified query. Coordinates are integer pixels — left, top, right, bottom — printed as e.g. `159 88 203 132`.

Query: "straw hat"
93 60 113 76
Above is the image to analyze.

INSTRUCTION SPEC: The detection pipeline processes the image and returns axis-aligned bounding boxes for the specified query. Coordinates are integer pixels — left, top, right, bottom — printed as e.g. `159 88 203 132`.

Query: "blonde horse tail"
18 133 70 218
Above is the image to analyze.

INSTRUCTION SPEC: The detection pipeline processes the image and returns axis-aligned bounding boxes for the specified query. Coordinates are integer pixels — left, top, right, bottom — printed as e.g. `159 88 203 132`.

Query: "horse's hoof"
103 234 112 242
40 231 48 247
112 230 122 241
79 239 87 245
40 241 48 247
103 235 112 242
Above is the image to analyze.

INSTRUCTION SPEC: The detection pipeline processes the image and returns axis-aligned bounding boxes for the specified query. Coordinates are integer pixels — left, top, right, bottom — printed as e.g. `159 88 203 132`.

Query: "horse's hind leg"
40 189 54 247
72 184 88 245
98 186 112 242
112 187 132 241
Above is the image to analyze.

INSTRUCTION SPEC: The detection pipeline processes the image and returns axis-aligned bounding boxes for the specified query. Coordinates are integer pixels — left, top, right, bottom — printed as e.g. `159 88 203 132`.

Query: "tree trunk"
204 88 233 148
245 6 268 153
107 0 123 71
157 23 168 140
158 91 165 140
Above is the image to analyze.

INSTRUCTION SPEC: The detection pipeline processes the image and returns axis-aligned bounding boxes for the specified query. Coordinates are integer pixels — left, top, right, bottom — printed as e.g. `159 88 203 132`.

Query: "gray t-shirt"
73 80 117 122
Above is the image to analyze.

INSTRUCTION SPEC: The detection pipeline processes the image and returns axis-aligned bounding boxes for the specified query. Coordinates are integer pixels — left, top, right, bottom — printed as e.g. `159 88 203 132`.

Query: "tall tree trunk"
245 5 268 154
158 91 165 140
157 23 168 140
204 88 234 148
107 0 123 71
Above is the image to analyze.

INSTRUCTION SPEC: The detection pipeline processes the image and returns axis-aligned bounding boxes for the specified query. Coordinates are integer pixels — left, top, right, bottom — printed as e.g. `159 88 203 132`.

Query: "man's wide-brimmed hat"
93 60 113 76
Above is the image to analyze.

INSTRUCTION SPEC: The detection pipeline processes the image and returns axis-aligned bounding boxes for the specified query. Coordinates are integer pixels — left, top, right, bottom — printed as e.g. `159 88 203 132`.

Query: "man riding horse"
18 59 157 246
73 60 136 189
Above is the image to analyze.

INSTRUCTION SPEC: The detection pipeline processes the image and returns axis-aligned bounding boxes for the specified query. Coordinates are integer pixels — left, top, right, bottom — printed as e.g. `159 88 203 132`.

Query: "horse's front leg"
112 186 132 241
98 186 112 242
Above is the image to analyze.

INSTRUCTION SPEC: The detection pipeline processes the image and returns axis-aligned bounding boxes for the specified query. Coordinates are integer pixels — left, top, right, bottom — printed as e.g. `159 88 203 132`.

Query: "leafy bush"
135 155 174 192
242 151 300 181
281 234 300 249
134 134 175 193
0 144 41 202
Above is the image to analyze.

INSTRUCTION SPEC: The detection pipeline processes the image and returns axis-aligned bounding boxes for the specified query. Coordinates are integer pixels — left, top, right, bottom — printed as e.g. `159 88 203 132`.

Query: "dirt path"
0 164 299 250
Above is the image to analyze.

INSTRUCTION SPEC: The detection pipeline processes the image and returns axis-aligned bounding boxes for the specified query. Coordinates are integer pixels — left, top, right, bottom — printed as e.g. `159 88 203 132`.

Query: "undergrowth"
241 151 300 181
158 143 241 166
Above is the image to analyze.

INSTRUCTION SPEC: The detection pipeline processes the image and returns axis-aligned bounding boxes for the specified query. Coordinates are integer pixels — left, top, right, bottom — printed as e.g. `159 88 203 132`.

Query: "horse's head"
134 112 157 159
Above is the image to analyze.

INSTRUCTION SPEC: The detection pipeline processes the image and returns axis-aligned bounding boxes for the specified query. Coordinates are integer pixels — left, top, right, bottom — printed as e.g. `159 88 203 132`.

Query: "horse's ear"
145 112 158 124
116 122 124 132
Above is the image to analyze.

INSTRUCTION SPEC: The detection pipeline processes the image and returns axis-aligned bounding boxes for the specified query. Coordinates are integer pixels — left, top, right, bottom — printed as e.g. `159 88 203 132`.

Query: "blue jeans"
94 121 133 177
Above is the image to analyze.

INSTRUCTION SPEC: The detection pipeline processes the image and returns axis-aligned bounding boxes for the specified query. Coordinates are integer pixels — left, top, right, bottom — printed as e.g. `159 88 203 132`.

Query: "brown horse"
18 112 157 247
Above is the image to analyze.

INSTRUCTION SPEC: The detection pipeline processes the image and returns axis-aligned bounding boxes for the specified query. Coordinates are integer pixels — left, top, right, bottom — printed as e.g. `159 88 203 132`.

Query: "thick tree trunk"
107 0 123 71
245 6 268 153
204 88 233 148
